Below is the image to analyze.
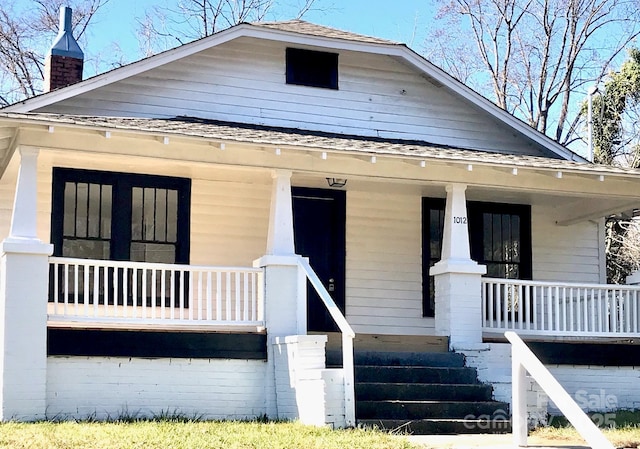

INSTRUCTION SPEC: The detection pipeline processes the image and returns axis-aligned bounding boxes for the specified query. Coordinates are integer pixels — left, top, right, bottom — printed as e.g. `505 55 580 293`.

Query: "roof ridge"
250 19 399 45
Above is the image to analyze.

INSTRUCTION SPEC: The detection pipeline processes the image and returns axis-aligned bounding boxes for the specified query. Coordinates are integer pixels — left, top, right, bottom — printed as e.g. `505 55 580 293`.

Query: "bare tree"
425 0 640 145
137 0 320 56
0 0 108 106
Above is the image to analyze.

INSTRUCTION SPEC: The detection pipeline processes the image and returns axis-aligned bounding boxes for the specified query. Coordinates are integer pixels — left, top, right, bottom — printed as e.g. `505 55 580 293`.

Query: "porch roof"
1 112 639 179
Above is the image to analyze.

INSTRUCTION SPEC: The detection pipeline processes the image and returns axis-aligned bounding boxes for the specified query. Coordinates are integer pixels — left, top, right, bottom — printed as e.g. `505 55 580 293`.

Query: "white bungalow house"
1 8 640 431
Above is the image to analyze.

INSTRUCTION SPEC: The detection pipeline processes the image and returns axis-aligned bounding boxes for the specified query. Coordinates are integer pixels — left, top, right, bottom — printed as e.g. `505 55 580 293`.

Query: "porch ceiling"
2 112 640 225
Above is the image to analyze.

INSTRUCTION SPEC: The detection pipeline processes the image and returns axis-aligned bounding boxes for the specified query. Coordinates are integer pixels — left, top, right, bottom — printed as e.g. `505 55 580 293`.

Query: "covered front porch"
2 113 640 423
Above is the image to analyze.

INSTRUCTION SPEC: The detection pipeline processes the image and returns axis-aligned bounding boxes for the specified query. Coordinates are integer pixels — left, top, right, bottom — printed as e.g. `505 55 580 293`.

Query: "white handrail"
297 257 355 427
505 331 614 449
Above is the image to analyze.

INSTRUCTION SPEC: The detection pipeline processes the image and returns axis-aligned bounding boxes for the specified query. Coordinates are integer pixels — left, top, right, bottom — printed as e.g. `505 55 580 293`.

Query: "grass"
530 410 640 448
0 420 420 449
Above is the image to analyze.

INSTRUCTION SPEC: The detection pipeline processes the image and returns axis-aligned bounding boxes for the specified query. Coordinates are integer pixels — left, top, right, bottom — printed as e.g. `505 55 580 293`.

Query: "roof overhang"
0 113 637 228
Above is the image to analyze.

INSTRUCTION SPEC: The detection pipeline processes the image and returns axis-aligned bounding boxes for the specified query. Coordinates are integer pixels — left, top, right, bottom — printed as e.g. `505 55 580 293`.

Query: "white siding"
345 190 432 335
190 178 270 267
47 357 268 420
532 204 602 283
36 37 548 156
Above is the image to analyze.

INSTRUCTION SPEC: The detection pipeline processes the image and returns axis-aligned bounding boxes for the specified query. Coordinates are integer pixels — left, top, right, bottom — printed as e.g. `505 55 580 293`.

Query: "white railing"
482 278 640 337
297 257 356 428
48 257 264 328
507 331 614 449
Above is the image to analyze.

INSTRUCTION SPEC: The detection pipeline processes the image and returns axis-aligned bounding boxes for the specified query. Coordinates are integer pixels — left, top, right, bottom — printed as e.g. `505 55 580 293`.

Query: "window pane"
155 189 167 242
502 214 512 262
483 213 492 260
130 242 175 264
101 185 112 239
62 239 110 260
63 182 76 237
492 214 502 261
430 209 443 259
512 215 520 262
131 187 143 240
144 188 155 240
75 183 88 238
87 183 101 238
167 190 178 243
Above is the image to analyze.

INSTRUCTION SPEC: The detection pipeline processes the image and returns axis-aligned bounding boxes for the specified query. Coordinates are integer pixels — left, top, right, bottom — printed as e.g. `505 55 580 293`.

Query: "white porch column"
255 170 307 419
430 183 486 350
0 147 53 421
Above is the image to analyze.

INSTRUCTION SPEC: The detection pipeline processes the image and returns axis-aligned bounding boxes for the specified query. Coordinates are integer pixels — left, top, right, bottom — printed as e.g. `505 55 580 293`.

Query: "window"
422 198 531 317
51 168 191 263
286 47 339 89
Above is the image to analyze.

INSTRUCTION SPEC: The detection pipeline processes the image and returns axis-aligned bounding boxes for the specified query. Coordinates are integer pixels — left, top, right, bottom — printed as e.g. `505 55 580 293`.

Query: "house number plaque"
453 216 467 224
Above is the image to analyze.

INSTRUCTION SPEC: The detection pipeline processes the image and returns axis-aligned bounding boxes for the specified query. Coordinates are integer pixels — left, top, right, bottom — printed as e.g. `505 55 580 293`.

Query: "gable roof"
2 20 586 163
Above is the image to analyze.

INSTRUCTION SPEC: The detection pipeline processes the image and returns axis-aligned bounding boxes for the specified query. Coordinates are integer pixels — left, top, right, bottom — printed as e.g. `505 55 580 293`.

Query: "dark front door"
292 187 346 332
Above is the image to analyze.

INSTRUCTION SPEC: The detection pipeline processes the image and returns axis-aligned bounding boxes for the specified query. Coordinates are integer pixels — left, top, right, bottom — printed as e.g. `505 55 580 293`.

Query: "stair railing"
505 331 614 449
297 257 356 427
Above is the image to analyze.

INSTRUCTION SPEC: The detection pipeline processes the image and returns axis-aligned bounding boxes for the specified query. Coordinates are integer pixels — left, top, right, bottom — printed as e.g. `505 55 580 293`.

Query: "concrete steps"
353 351 510 434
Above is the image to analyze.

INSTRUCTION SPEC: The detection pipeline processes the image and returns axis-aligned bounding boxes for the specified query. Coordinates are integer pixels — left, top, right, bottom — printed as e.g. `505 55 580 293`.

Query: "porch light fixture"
326 178 347 188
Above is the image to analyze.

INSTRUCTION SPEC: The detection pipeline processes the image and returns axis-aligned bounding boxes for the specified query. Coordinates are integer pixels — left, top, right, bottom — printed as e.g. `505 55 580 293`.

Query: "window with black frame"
50 168 191 308
422 198 531 318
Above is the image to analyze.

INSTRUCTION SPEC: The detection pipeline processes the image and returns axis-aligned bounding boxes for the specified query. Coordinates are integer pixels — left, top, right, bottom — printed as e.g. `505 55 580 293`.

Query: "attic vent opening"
286 47 338 90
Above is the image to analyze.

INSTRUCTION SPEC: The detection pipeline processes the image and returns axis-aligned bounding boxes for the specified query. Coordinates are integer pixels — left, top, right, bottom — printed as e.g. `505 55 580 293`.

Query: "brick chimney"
44 6 84 92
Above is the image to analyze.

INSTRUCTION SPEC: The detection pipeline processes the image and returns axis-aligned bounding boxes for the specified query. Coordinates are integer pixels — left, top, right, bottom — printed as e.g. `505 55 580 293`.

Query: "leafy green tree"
587 48 640 283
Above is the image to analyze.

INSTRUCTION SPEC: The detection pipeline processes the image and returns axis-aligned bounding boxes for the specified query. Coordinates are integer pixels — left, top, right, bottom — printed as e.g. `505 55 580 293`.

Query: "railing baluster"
196 270 203 321
518 284 524 330
496 282 502 327
160 268 166 319
235 271 241 321
132 267 138 319
243 271 249 322
73 263 79 315
216 271 222 321
151 269 157 320
488 281 494 329
179 269 185 320
142 268 147 319
634 290 639 334
554 286 560 332
170 269 175 320
206 271 213 321
625 289 631 333
510 284 516 329
92 265 99 318
53 261 59 315
251 272 257 322
226 272 232 321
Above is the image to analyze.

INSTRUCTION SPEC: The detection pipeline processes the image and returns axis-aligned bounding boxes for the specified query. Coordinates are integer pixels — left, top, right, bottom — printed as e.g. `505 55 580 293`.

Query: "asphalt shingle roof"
2 112 638 177
251 20 399 45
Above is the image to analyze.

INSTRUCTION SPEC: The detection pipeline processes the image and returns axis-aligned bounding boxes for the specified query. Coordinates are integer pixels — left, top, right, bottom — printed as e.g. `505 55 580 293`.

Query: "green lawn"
0 420 420 449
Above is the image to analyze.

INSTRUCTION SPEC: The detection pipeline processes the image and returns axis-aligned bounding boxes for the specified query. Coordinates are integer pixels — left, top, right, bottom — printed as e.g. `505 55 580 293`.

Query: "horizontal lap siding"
189 178 270 266
37 38 546 156
345 191 432 335
47 357 268 420
532 204 602 283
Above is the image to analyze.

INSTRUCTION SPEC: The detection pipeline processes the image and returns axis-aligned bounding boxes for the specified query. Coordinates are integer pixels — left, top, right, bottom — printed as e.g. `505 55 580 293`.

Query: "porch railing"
482 278 640 337
48 257 264 328
298 257 356 428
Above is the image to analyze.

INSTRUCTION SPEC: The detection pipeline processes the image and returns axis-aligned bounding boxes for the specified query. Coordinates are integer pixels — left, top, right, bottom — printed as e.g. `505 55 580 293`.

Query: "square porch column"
0 147 53 421
254 169 307 419
429 183 486 350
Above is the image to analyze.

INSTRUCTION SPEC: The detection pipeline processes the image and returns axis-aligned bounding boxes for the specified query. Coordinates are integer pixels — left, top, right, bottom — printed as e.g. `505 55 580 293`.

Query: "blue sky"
79 0 437 69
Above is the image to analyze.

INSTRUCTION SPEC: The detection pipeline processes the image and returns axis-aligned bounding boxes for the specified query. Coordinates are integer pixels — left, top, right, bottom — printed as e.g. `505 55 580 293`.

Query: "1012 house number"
453 216 467 224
